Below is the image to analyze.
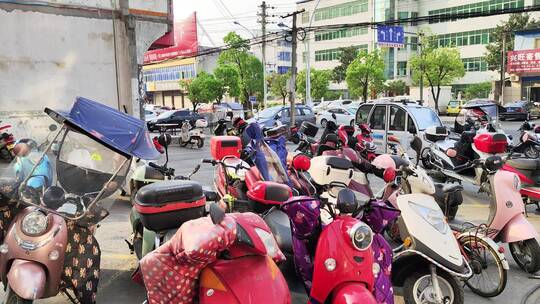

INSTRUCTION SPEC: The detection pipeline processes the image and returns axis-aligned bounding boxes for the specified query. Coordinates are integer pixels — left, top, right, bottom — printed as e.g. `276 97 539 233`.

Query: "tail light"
517 108 524 112
200 268 227 292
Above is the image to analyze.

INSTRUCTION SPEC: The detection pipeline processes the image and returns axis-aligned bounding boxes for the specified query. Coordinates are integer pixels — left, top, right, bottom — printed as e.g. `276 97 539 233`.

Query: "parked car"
316 107 356 127
247 105 315 127
355 101 443 154
147 109 205 131
312 100 332 114
500 101 539 121
446 100 465 116
144 109 158 122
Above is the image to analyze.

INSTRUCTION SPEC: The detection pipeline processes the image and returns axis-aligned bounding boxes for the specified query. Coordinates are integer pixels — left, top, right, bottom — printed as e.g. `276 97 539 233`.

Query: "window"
410 37 418 51
356 105 373 124
397 62 407 76
398 12 408 20
277 66 290 74
407 114 417 134
370 106 386 130
301 108 313 115
278 52 291 61
463 57 488 72
315 26 368 41
314 0 369 21
411 12 419 25
315 45 368 62
389 106 406 131
428 0 524 24
435 29 494 47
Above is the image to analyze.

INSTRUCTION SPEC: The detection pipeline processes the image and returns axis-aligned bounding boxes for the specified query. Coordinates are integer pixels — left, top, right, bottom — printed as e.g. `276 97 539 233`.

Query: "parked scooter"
503 157 540 211
213 118 237 136
0 97 158 303
509 121 540 158
138 203 290 304
179 118 207 148
281 190 377 304
0 121 15 162
380 136 509 298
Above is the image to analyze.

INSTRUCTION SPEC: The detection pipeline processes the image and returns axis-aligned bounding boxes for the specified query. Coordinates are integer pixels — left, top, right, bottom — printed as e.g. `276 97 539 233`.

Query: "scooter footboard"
330 282 376 304
499 214 539 243
7 259 46 300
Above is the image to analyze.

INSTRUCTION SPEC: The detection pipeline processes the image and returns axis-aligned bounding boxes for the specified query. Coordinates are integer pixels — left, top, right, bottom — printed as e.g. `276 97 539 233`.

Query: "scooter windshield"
19 127 130 226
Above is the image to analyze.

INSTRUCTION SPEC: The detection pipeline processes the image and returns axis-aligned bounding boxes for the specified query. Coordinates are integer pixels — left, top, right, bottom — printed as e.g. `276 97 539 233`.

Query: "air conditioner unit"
510 75 520 82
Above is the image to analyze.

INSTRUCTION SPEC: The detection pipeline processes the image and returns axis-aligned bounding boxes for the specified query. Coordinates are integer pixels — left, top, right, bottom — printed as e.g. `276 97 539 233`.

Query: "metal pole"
290 13 298 126
306 0 322 106
419 33 424 105
500 34 506 105
261 1 268 108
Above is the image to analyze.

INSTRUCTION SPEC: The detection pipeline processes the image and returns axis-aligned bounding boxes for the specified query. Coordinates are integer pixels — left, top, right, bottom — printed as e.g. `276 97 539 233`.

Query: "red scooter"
0 121 15 162
139 203 290 304
337 123 378 161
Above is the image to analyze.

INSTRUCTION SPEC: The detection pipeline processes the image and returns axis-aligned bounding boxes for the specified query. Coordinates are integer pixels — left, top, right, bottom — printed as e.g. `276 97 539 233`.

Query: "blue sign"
249 96 257 105
377 25 404 48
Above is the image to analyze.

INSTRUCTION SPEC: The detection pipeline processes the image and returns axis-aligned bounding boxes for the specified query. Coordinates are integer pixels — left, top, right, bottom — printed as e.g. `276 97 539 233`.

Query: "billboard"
507 48 540 74
377 25 404 48
144 12 198 64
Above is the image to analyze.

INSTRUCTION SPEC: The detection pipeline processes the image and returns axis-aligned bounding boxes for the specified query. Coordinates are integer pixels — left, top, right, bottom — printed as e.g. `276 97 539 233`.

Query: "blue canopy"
45 97 160 160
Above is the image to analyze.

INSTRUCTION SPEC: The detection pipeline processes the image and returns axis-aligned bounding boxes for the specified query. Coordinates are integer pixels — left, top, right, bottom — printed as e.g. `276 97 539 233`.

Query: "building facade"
296 0 540 99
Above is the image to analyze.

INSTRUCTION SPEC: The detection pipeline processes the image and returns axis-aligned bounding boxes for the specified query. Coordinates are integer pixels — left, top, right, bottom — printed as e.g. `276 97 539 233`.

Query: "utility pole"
260 1 268 108
500 34 507 105
419 32 424 105
282 9 304 126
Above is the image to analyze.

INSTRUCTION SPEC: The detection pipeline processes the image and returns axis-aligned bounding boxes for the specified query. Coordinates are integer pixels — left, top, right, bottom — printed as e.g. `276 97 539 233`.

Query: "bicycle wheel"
460 235 507 297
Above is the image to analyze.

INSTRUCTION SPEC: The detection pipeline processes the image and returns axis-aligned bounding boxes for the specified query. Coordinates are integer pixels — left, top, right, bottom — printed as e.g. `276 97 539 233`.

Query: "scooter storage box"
474 133 508 154
134 180 205 231
210 136 241 160
247 181 292 213
299 121 318 138
425 126 449 142
308 156 354 186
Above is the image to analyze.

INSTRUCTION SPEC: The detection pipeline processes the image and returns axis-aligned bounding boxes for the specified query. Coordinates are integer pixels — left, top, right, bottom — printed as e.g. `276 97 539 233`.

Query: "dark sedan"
500 101 532 121
147 109 204 131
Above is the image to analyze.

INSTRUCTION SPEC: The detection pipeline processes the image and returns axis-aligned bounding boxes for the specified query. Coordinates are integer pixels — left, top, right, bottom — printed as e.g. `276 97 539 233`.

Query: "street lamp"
233 21 267 108
305 0 322 106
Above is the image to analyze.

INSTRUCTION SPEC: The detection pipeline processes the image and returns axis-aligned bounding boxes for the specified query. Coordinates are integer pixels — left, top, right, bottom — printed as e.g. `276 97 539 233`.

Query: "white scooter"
179 118 207 148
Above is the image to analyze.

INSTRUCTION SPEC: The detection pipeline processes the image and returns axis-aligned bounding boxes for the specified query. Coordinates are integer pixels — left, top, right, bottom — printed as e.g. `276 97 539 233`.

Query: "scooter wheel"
5 286 33 304
524 145 540 159
197 138 204 148
403 269 464 304
510 238 540 273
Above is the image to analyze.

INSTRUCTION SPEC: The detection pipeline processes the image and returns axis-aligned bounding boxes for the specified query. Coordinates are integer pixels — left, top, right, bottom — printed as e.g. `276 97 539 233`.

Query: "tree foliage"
386 80 408 96
485 13 540 72
345 49 385 102
218 32 263 107
410 43 465 111
268 72 289 105
181 72 221 110
332 46 358 83
464 82 492 100
296 69 331 101
214 64 240 102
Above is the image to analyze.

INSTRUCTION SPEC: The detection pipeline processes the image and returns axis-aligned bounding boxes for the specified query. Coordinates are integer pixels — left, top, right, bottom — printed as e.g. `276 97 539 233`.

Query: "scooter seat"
506 158 540 171
442 184 463 194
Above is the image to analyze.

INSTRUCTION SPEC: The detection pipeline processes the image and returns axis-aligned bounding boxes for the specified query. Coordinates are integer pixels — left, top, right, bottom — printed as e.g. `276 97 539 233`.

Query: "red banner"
144 12 198 64
507 48 540 73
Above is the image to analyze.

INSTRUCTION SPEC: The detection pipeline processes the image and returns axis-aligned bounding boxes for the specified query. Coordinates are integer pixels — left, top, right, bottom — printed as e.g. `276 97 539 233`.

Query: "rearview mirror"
48 124 57 132
158 133 172 147
331 113 337 120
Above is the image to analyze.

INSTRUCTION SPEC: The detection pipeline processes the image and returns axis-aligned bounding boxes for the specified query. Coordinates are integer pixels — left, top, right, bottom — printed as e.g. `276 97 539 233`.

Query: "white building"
296 0 540 98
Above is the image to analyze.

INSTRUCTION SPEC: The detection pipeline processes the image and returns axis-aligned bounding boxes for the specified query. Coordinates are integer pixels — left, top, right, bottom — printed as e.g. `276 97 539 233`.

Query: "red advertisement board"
507 48 540 73
144 12 198 64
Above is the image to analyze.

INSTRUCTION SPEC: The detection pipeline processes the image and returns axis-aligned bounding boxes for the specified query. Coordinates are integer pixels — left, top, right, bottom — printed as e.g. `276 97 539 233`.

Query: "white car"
316 107 356 127
313 101 332 114
327 99 353 108
144 109 158 122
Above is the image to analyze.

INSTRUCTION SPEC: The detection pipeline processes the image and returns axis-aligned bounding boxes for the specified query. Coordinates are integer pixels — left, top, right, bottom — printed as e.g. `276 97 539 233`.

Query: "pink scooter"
473 155 540 273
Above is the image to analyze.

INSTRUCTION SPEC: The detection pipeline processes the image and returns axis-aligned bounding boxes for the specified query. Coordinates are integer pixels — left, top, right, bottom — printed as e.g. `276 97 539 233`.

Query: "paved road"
2 118 540 303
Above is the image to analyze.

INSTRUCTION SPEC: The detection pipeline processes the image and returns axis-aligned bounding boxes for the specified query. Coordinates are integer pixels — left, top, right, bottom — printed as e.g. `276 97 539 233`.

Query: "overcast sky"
175 0 298 46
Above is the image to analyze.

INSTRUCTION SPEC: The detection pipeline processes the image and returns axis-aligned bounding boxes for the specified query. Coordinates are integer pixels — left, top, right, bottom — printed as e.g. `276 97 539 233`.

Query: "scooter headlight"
254 228 280 259
21 211 48 236
349 222 373 251
409 202 448 234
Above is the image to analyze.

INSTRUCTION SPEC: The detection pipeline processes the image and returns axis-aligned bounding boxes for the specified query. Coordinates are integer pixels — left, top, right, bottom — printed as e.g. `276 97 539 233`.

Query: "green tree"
464 82 492 99
386 80 408 96
410 44 465 111
296 69 331 101
485 13 540 72
218 32 264 108
268 72 289 105
214 64 240 102
181 72 221 110
332 46 358 83
345 49 385 102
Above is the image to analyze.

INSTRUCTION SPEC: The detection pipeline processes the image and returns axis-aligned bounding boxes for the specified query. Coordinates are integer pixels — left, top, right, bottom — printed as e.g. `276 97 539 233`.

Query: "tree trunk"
192 102 198 112
362 82 369 103
282 95 286 105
